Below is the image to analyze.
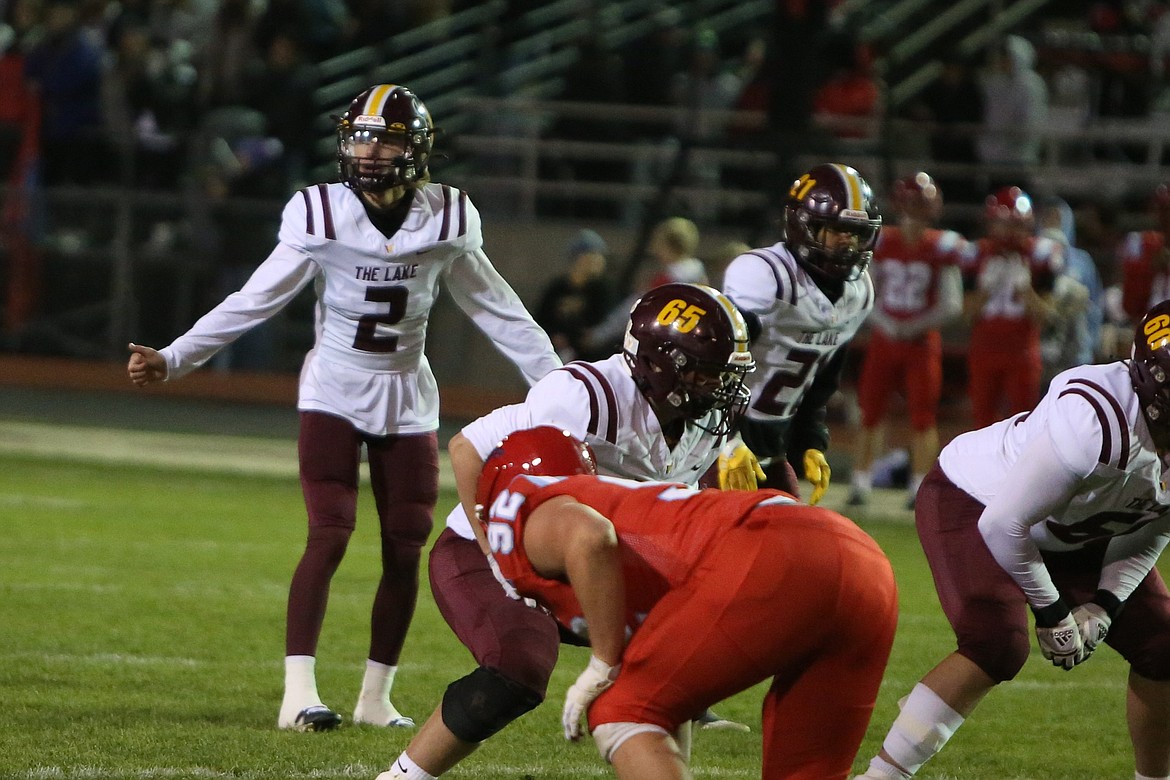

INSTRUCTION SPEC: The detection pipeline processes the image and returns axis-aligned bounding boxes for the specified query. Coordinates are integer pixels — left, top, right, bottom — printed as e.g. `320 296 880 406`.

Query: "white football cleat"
278 704 342 732
353 698 415 728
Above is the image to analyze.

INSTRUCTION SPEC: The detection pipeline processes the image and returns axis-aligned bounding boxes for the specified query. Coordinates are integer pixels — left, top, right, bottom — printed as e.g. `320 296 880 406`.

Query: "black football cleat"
290 705 342 732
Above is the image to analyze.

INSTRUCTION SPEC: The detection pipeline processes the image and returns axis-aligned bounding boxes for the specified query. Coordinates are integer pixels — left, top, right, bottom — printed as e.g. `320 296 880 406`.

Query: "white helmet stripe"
363 84 398 116
830 163 863 211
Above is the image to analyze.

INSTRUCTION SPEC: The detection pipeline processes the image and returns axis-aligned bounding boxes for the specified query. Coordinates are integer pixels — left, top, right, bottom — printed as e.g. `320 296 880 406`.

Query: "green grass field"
1 451 1160 780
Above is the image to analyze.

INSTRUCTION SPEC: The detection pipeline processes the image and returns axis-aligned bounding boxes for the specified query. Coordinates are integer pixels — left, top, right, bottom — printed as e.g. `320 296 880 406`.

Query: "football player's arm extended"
445 247 562 385
448 431 492 555
976 429 1084 611
523 496 626 667
159 243 318 380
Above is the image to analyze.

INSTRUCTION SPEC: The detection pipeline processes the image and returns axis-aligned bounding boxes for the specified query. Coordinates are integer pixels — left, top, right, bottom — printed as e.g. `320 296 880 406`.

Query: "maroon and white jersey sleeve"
160 241 319 380
940 362 1170 606
443 245 561 387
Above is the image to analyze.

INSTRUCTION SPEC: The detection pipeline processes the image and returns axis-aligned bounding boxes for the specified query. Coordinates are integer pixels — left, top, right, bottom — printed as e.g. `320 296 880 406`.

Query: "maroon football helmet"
892 171 943 222
337 84 435 193
784 163 882 283
1130 300 1170 452
475 427 598 520
623 283 755 436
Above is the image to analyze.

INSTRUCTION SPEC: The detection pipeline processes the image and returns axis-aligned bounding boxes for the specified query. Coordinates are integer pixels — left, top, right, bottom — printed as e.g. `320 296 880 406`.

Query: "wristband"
1031 599 1071 628
1093 589 1124 619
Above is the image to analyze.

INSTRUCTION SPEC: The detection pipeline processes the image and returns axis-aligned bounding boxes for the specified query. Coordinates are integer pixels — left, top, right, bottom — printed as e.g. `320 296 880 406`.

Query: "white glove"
1072 602 1112 653
1034 611 1087 670
562 655 620 741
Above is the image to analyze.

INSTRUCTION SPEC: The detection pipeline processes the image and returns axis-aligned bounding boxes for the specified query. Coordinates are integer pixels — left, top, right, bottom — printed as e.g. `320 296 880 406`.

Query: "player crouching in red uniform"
469 426 897 780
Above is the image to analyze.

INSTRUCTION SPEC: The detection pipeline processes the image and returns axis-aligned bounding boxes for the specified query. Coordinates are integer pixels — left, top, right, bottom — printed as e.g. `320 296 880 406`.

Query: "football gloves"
803 449 831 505
562 655 620 741
1072 602 1111 655
1032 602 1087 670
718 442 765 491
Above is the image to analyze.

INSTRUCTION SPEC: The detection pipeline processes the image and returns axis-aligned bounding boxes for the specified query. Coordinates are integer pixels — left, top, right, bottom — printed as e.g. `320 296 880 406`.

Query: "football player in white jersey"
721 163 879 503
126 84 561 732
855 300 1170 780
375 283 758 780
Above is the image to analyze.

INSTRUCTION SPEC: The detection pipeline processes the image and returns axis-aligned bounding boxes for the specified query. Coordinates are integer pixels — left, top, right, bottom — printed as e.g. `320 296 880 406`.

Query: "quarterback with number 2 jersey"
127 85 559 734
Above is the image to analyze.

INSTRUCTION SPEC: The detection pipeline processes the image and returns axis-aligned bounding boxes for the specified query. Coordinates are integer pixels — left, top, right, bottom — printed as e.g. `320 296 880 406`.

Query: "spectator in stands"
196 0 258 108
1035 196 1102 378
535 228 617 363
961 185 1062 428
102 21 198 190
584 216 707 358
243 28 317 191
23 0 108 185
812 35 882 142
977 35 1049 172
906 52 983 205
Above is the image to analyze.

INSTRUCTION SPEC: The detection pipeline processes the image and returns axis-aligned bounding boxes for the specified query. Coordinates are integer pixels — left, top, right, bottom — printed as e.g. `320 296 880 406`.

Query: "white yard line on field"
0 421 456 489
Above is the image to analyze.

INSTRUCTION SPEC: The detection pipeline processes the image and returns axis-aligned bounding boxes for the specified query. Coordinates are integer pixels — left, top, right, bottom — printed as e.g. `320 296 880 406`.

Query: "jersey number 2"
354 285 408 352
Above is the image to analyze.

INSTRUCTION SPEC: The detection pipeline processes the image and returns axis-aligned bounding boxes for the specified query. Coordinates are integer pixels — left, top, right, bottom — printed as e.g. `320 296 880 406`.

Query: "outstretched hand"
127 342 167 386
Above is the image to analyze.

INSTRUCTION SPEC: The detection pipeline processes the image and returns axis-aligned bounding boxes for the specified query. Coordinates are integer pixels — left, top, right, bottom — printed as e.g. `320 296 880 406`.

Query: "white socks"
377 752 436 780
279 655 326 726
1135 773 1170 780
908 473 924 499
852 470 872 493
355 660 414 726
878 683 965 776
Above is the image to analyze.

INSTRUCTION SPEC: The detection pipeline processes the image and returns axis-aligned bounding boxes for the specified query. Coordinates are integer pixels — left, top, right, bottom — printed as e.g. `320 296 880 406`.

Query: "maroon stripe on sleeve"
573 361 619 444
439 185 452 241
1059 388 1112 466
561 366 599 437
300 188 314 235
458 190 468 237
316 183 335 240
1067 378 1130 468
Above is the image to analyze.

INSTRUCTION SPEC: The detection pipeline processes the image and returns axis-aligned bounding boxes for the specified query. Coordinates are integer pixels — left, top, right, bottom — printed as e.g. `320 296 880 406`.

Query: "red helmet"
892 171 943 222
337 84 436 193
984 186 1034 228
1130 300 1170 451
784 163 882 283
623 283 755 436
475 427 598 520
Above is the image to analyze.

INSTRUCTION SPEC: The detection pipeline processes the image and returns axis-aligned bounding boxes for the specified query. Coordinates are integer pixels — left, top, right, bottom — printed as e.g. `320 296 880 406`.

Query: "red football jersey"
1118 230 1170 323
480 475 794 640
962 235 1062 350
871 226 964 321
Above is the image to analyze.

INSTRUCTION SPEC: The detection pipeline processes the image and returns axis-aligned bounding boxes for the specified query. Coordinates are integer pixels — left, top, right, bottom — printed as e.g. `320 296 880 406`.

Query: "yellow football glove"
803 449 831 505
718 442 765 491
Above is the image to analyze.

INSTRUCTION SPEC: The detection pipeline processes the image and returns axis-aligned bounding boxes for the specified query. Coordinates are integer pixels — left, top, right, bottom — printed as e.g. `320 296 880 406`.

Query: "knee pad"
441 666 543 743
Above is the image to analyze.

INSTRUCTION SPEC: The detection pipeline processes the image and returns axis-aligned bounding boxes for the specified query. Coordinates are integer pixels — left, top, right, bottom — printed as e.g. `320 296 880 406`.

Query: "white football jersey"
160 182 560 435
445 353 722 539
940 361 1170 602
722 242 874 423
